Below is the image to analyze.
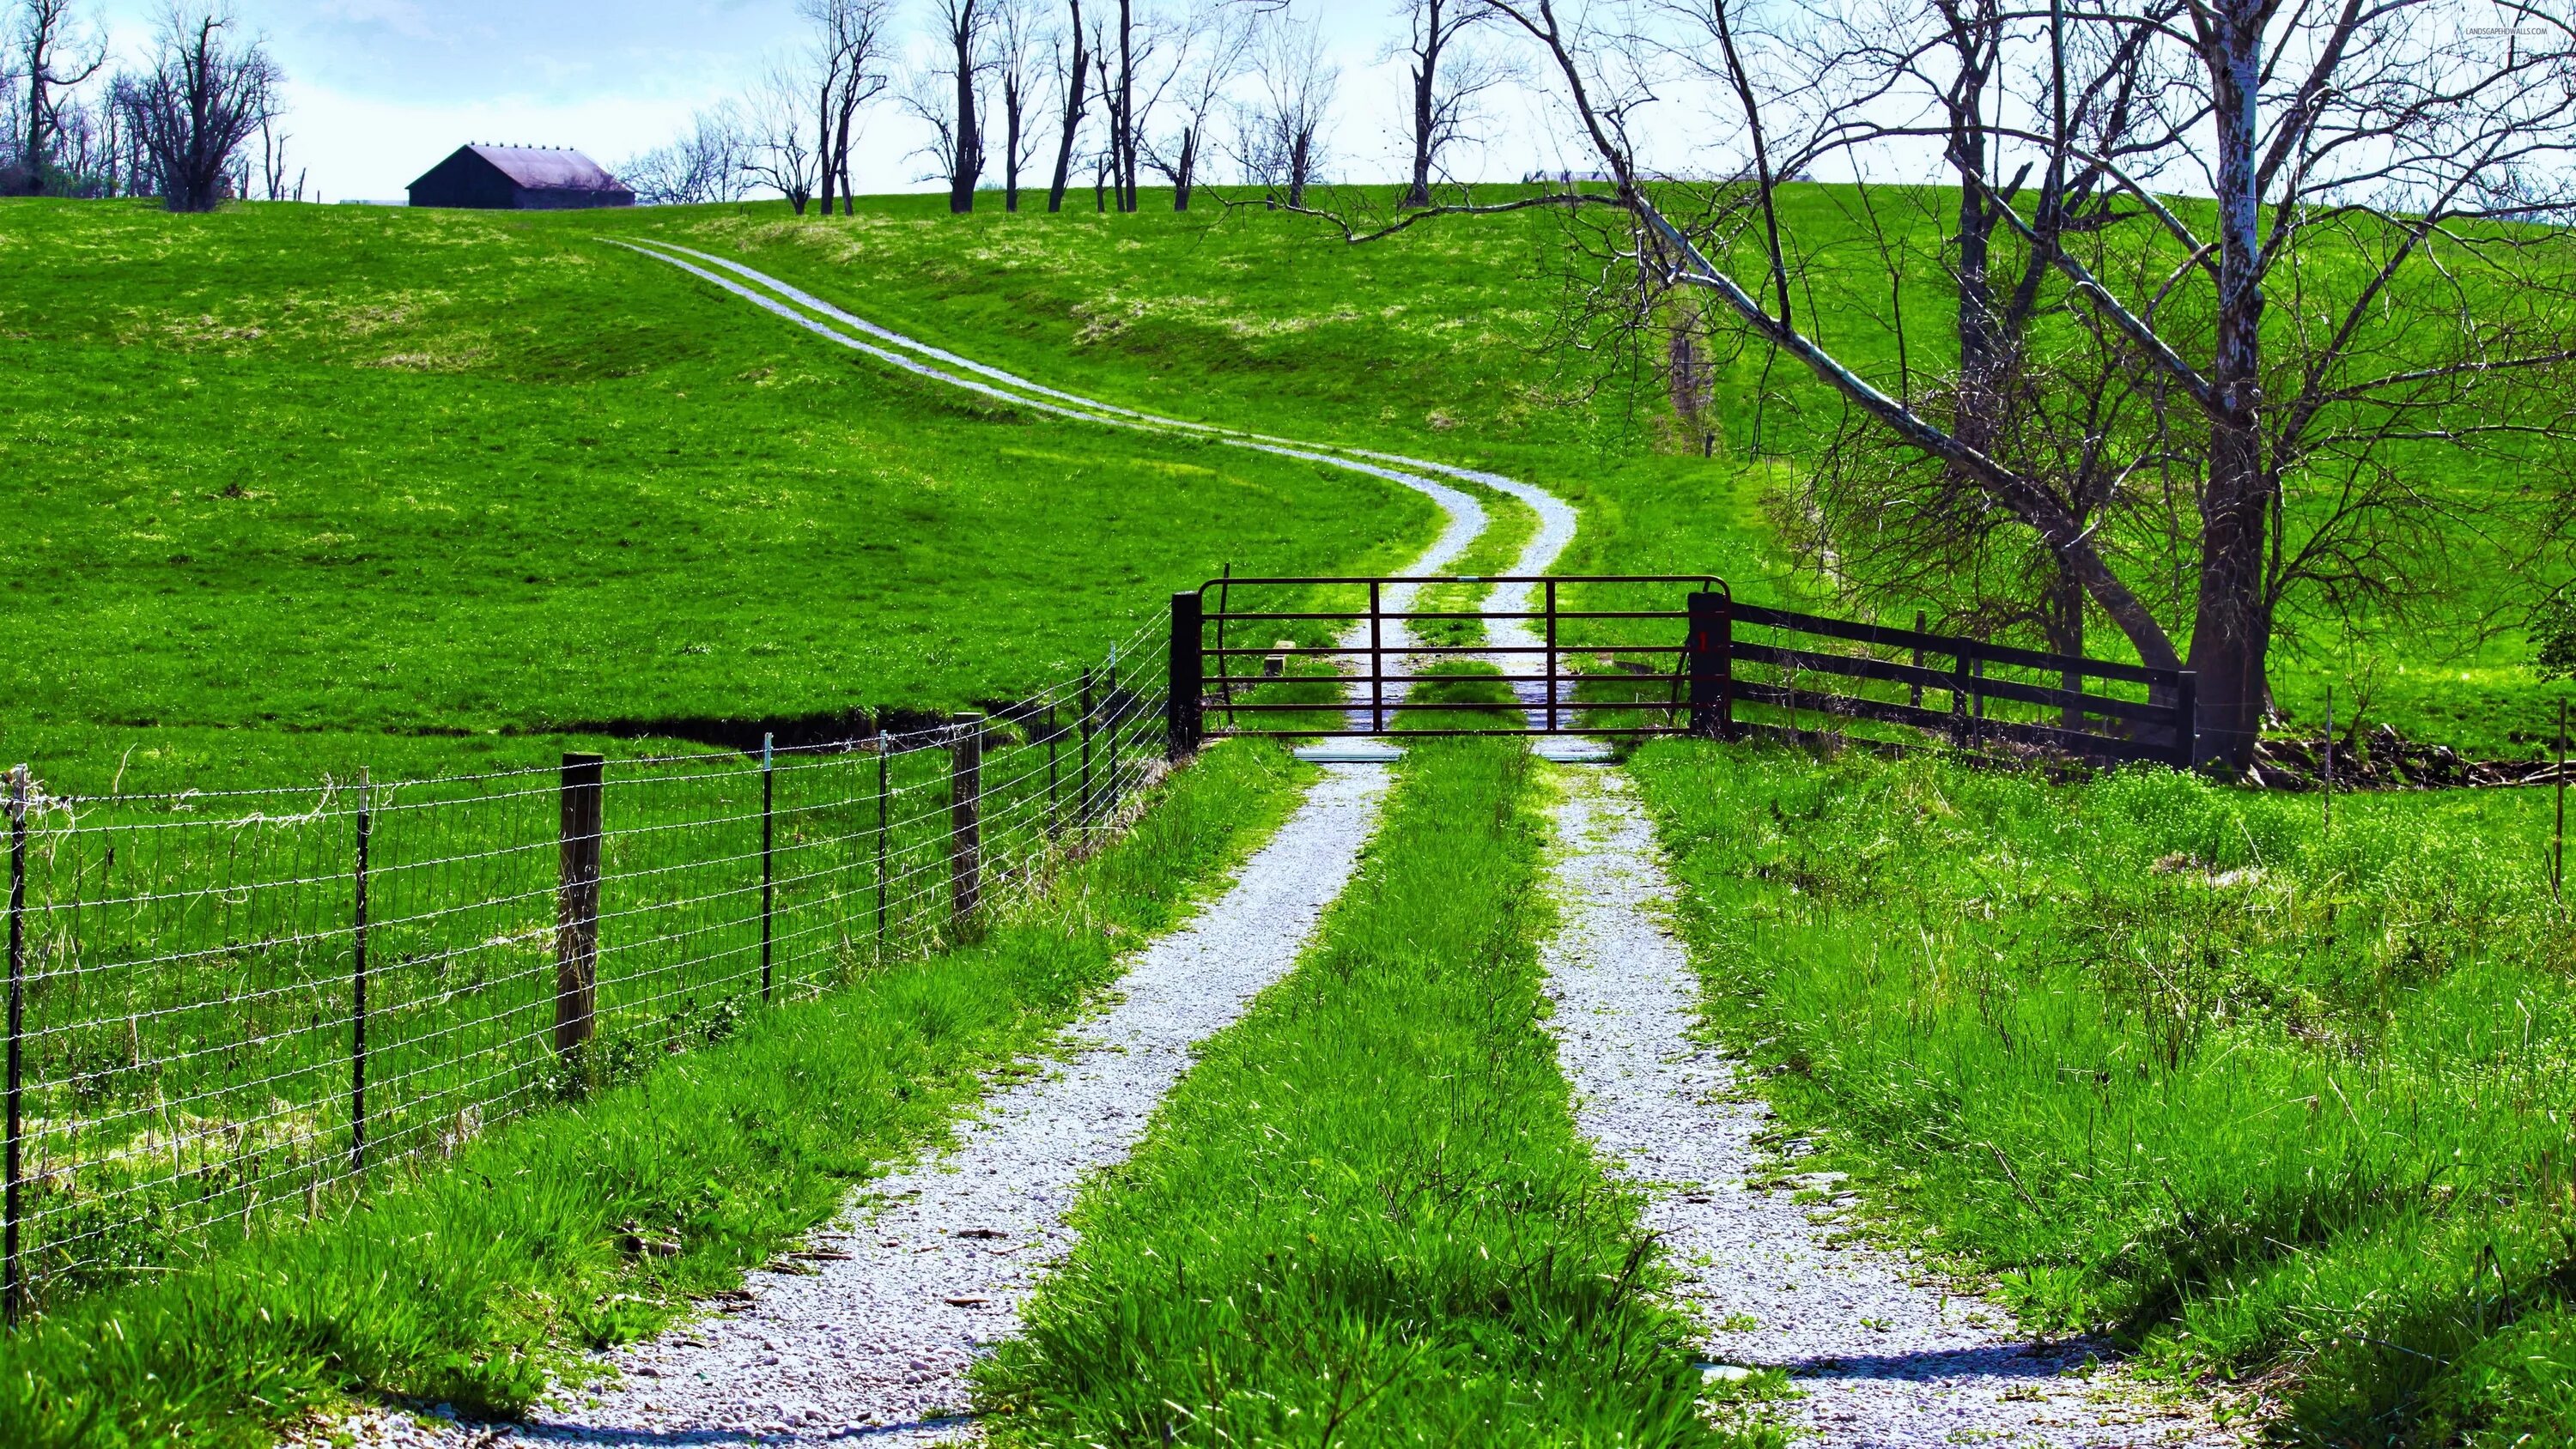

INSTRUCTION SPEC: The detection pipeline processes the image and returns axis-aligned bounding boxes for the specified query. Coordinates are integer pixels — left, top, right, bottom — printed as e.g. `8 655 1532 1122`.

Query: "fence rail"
1173 578 2196 767
0 630 1167 1319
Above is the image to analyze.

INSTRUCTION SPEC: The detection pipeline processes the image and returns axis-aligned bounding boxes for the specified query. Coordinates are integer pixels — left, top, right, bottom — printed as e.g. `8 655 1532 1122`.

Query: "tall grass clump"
1629 739 2576 1446
0 740 1307 1449
979 733 1776 1447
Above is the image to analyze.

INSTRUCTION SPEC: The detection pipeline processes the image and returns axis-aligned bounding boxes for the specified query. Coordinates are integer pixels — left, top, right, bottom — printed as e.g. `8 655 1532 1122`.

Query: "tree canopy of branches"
11 0 104 195
905 0 990 211
986 0 1050 209
112 4 277 213
809 0 892 215
1145 0 1254 209
744 58 823 213
1413 0 2576 768
1238 9 1334 206
1388 0 1514 207
621 106 754 205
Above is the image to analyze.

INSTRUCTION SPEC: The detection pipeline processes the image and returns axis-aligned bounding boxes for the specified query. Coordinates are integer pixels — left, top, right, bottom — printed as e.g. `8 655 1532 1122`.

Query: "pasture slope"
4 191 2573 1449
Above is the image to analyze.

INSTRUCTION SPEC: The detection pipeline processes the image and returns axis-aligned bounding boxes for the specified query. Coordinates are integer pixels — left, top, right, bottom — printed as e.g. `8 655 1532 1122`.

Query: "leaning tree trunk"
1403 55 1436 209
1173 126 1194 211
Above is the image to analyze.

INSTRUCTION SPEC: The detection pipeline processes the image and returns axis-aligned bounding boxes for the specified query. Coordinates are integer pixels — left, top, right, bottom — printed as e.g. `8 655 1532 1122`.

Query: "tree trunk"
2183 8 2271 770
1116 0 1136 211
816 79 837 215
1047 0 1086 211
1005 82 1024 211
1286 130 1309 209
951 16 981 214
1173 125 1194 211
1403 48 1435 208
833 105 855 216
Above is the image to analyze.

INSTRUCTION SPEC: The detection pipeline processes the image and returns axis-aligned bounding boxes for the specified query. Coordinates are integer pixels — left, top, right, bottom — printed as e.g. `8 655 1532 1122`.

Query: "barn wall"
408 153 515 209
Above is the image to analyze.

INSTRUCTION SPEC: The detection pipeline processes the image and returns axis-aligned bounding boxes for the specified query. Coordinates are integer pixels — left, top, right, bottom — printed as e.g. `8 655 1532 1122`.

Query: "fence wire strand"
0 637 1169 1313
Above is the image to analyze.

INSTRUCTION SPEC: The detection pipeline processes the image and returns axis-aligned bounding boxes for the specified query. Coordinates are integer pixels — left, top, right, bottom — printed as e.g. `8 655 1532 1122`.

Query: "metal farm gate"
1160 574 2198 767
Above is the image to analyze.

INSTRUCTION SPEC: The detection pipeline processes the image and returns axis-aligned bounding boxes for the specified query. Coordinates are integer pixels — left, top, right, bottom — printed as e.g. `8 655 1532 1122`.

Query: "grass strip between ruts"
978 725 1771 1447
0 739 1310 1449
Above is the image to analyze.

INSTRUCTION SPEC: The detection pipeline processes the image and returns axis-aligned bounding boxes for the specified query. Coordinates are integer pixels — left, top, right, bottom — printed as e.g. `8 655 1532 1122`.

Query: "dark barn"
407 145 635 210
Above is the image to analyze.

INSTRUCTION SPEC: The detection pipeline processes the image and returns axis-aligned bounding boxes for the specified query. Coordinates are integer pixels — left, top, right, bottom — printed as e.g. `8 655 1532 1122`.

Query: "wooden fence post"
951 717 983 925
554 754 605 1074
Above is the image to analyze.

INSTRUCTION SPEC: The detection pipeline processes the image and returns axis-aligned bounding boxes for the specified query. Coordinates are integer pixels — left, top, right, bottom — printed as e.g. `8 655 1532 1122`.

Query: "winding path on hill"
614 240 1583 710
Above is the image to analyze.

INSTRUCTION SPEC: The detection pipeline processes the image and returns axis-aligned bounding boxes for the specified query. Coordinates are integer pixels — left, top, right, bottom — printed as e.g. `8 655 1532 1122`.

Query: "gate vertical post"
1687 591 1729 740
1168 592 1202 761
350 772 371 1178
5 765 27 1328
554 754 605 1075
1370 581 1385 734
1544 579 1559 732
758 733 775 1003
951 716 983 925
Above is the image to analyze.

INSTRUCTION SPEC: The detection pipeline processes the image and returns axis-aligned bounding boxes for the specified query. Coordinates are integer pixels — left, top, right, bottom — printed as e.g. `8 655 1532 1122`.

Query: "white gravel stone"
1536 763 2246 1447
325 761 1391 1448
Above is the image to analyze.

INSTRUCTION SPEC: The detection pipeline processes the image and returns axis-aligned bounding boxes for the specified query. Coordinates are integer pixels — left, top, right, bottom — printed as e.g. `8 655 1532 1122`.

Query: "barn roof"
459 145 625 192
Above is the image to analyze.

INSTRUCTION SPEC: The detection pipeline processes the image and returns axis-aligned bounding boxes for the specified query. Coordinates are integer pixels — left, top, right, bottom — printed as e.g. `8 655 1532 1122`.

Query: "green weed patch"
0 739 1306 1449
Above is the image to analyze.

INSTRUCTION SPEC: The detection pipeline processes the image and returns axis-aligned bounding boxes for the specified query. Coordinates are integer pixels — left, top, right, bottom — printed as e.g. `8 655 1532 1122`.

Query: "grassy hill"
8 186 2564 792
611 187 2567 759
0 199 1438 793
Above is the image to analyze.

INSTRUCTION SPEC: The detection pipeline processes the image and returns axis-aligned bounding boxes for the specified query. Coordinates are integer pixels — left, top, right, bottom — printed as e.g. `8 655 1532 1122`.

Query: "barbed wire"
0 639 1170 1318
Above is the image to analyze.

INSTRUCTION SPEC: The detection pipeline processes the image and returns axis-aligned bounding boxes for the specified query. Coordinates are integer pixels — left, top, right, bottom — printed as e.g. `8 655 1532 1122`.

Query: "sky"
82 0 1597 203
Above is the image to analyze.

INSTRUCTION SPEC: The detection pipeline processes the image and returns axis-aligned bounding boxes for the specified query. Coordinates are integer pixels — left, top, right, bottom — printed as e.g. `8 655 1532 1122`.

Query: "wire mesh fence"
0 630 1168 1320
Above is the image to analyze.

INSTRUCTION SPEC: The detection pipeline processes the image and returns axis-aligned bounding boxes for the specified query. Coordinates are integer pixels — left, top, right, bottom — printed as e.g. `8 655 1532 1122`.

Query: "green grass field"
1631 739 2576 1446
0 198 1437 793
11 183 2576 1449
13 189 2558 777
0 734 1308 1449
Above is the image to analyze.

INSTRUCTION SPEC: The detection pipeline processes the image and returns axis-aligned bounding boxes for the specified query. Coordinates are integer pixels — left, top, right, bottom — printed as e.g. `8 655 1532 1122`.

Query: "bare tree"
917 0 990 211
14 0 107 195
113 5 278 212
622 106 755 205
743 58 822 213
808 0 893 215
1043 0 1091 209
1238 9 1334 206
1373 0 2576 767
900 52 988 206
1145 0 1254 209
1388 0 1514 208
987 0 1050 209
